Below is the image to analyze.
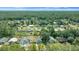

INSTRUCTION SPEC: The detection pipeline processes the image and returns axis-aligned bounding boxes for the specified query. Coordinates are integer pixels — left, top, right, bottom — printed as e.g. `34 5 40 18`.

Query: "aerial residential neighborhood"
0 10 79 51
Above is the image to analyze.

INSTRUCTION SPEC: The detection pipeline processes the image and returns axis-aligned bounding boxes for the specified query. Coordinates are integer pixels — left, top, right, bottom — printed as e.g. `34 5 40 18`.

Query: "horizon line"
0 7 79 11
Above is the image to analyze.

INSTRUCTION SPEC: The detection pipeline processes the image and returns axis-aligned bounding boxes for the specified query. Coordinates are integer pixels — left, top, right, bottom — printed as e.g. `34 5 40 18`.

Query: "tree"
67 36 74 44
40 28 50 45
0 21 15 37
48 25 55 37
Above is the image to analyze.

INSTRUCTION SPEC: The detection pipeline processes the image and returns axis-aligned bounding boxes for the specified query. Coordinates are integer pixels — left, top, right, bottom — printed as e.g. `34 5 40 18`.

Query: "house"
36 36 57 44
49 36 57 43
56 37 67 43
18 37 30 47
0 37 9 45
8 38 18 44
36 36 42 44
54 27 65 31
28 25 34 27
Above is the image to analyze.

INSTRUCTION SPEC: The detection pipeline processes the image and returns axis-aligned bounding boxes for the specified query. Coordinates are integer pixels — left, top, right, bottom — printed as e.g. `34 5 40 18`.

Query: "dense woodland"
0 11 79 51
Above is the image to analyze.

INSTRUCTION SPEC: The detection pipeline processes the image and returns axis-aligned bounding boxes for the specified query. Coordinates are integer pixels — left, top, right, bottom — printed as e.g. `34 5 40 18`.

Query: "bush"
27 43 38 51
0 45 10 51
71 45 79 51
46 42 79 51
37 44 46 51
73 37 79 45
47 43 65 51
0 44 25 51
67 36 74 44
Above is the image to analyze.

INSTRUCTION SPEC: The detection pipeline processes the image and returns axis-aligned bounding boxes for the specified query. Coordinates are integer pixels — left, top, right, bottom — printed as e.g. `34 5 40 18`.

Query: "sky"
0 7 79 11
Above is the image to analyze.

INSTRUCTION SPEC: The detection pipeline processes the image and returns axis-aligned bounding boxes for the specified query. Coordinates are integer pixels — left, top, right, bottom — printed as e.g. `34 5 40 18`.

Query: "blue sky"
0 7 79 11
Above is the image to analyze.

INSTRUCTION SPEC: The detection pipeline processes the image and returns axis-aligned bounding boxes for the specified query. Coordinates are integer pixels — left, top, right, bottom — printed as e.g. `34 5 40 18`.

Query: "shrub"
73 37 79 45
9 44 25 51
0 44 25 51
37 44 46 51
27 43 38 51
71 45 79 51
0 45 9 51
47 43 73 51
47 43 64 51
67 36 74 44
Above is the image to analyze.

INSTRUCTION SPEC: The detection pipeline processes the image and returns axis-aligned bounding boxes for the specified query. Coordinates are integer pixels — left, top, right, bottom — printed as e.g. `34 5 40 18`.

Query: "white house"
8 38 18 43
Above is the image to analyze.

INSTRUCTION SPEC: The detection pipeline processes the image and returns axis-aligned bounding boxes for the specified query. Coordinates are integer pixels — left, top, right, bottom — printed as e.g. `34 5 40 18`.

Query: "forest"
0 11 79 51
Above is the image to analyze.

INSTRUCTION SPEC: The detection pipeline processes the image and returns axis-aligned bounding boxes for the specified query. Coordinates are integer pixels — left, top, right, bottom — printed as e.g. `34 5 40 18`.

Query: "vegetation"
0 43 25 51
0 11 79 51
